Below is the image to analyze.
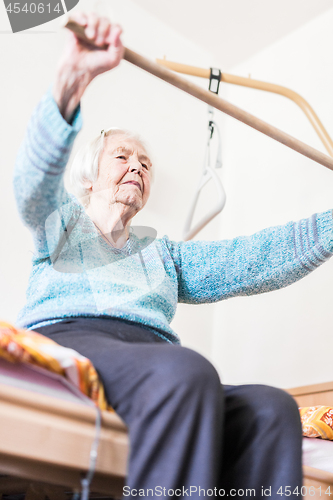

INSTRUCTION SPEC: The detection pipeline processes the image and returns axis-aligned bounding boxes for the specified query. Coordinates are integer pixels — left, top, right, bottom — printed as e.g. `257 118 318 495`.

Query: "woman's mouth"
123 181 141 191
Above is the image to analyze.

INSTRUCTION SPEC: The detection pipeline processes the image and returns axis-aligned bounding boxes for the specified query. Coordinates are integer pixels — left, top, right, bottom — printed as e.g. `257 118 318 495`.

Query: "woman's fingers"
65 12 122 52
75 11 88 26
106 24 124 64
63 12 124 70
96 17 111 47
85 12 99 41
67 11 88 29
107 23 123 49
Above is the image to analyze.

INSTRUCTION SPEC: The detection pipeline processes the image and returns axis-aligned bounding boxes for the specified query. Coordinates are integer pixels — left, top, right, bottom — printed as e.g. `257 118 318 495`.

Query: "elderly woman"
13 12 333 500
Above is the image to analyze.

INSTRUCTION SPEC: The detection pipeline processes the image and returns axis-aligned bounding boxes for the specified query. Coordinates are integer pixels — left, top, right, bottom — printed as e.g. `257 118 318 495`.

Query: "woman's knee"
246 384 301 432
156 346 220 387
103 343 224 425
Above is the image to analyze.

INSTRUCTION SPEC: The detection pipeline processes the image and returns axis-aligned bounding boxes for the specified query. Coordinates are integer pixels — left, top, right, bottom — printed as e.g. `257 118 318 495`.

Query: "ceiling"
131 0 333 69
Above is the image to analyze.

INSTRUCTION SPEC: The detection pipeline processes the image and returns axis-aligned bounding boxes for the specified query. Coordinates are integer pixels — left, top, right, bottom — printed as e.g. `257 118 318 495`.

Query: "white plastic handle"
182 114 226 241
182 166 226 241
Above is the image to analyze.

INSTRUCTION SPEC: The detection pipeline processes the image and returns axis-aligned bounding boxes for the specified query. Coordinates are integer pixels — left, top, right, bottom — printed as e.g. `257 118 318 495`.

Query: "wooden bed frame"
0 381 128 499
0 377 332 499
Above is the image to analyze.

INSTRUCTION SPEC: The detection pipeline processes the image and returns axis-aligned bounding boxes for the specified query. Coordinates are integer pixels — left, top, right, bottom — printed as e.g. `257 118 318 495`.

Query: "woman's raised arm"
13 13 124 258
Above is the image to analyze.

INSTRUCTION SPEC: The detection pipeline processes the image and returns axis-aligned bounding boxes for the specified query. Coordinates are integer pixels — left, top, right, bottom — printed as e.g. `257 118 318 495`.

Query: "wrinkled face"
87 133 152 212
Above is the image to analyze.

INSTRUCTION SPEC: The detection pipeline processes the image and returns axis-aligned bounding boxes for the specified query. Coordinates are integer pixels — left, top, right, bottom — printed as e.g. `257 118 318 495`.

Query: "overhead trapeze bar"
156 58 333 158
64 19 333 172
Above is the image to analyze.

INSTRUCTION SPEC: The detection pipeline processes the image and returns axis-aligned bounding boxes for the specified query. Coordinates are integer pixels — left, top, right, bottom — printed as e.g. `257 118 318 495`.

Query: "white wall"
0 0 223 359
211 8 333 388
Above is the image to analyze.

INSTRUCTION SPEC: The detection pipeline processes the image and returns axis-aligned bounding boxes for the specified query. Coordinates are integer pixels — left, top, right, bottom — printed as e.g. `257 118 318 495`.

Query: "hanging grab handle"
182 166 226 241
183 108 226 241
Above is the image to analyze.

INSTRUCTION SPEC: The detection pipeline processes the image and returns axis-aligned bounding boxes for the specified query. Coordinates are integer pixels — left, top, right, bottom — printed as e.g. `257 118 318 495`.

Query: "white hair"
67 128 153 203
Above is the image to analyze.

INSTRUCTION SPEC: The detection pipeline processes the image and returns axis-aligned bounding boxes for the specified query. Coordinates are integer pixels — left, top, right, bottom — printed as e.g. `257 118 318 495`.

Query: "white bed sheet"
303 437 333 473
0 357 93 405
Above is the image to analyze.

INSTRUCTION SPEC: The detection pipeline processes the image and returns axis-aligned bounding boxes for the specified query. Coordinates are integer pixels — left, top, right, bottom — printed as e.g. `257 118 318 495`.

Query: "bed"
0 356 332 499
0 357 128 499
287 382 333 499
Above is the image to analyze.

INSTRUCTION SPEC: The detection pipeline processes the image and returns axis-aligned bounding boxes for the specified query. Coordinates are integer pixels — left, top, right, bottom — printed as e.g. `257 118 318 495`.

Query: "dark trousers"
35 318 303 499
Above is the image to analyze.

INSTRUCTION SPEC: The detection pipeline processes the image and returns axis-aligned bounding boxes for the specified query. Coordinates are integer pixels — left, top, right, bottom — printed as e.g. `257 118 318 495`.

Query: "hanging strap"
182 70 226 241
207 106 222 169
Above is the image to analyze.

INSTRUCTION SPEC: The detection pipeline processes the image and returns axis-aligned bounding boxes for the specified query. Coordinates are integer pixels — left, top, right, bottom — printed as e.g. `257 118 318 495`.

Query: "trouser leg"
220 384 303 499
37 327 224 498
37 322 303 499
122 345 224 495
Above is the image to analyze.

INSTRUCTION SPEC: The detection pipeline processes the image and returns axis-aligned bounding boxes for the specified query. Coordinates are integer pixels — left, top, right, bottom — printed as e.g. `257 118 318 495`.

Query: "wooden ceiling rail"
156 58 333 158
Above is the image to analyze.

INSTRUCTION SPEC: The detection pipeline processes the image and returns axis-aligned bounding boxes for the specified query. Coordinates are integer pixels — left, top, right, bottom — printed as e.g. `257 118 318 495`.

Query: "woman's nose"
128 159 142 173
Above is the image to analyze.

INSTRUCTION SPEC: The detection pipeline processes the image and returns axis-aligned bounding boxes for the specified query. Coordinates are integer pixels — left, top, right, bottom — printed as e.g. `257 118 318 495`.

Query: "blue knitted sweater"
13 90 333 344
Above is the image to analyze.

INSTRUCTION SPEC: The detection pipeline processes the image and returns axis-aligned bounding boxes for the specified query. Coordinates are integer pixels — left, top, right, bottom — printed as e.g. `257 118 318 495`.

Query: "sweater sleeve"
13 87 82 258
163 210 333 304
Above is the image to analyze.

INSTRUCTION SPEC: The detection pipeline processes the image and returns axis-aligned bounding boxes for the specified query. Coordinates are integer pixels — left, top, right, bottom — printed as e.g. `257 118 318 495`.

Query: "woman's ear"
82 179 93 191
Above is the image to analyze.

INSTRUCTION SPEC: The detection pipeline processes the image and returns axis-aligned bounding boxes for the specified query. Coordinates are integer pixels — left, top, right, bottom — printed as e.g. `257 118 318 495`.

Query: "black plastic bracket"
209 68 221 94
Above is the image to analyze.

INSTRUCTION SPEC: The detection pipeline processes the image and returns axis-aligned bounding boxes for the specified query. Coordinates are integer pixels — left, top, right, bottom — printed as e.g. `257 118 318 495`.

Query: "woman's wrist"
53 62 92 123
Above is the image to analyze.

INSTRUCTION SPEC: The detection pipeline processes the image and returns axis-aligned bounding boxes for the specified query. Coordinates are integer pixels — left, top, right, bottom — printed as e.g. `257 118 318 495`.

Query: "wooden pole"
64 20 333 172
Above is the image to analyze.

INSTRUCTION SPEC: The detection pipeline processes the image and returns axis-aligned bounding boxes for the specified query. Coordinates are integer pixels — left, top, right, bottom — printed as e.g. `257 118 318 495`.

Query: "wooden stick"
64 20 333 172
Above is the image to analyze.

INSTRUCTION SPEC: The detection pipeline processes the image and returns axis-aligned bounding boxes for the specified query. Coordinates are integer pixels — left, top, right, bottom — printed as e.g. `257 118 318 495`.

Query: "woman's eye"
116 155 126 160
141 163 148 170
